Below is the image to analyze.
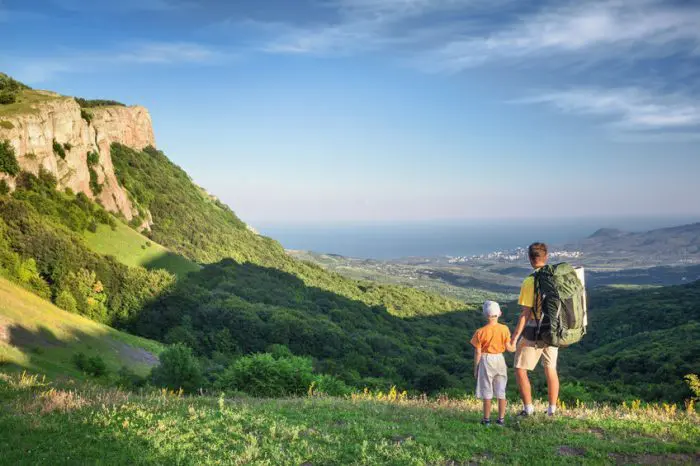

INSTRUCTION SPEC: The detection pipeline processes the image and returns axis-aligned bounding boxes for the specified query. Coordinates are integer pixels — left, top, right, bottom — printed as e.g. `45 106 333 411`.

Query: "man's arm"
510 306 531 345
473 346 482 378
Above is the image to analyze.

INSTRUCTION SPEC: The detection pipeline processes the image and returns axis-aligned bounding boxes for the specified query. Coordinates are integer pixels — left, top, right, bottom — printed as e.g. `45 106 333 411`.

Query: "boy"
471 301 516 426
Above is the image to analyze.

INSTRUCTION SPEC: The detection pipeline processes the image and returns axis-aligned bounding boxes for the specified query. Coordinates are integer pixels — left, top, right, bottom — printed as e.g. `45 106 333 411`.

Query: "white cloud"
515 87 700 141
4 42 228 84
114 42 225 64
429 0 700 71
253 0 501 55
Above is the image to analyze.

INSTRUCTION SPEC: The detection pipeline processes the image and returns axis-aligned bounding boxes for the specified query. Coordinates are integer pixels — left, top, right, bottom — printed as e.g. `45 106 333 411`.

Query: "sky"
2 0 700 227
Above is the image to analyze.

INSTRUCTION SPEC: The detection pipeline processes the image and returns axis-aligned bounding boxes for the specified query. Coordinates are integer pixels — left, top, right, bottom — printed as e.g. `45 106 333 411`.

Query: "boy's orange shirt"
470 322 511 354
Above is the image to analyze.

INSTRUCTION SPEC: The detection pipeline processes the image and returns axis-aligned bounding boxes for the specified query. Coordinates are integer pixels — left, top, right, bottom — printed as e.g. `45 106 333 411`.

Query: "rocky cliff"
0 92 155 226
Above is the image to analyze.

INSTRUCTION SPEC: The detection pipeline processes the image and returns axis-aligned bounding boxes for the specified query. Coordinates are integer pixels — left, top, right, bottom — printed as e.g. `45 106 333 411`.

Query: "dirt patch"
558 446 586 457
390 434 415 445
468 452 495 465
609 453 700 465
116 342 159 366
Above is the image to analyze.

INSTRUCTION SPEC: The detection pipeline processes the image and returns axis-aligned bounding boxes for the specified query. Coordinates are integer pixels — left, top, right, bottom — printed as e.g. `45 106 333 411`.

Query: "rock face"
0 94 154 225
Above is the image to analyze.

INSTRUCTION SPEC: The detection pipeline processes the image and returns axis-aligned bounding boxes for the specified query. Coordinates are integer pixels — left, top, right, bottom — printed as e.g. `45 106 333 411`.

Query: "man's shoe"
495 418 505 427
480 418 491 426
516 410 532 418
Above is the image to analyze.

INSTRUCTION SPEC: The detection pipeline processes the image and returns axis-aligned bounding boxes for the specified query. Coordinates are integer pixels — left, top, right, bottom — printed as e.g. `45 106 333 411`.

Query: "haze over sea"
260 217 699 260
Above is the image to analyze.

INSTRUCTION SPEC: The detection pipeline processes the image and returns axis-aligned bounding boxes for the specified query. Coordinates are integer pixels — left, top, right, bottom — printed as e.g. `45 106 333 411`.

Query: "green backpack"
532 263 587 348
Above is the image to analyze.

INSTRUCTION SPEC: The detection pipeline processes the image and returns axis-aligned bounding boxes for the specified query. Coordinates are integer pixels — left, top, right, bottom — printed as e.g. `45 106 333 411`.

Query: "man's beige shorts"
514 338 558 371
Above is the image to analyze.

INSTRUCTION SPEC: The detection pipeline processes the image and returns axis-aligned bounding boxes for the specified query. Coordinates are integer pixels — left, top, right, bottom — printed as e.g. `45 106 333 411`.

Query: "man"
510 242 559 417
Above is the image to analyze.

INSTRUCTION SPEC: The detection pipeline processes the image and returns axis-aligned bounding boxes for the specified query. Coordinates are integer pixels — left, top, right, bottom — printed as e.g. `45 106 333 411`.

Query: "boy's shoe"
495 418 505 427
516 410 532 418
480 418 491 426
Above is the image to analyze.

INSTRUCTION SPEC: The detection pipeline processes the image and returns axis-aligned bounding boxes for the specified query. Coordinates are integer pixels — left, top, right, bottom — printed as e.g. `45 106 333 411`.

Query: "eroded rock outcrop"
0 93 154 226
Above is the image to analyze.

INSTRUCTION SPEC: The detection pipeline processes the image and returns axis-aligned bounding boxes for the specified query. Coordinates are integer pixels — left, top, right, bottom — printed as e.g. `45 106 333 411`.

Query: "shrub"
0 180 9 195
88 167 102 196
0 91 16 105
56 290 78 313
117 366 145 388
80 109 93 124
686 374 700 400
72 352 108 377
86 151 99 166
559 381 595 403
313 374 353 396
0 140 20 176
52 139 66 159
75 98 125 108
150 344 203 393
216 352 315 397
416 367 450 394
0 121 13 130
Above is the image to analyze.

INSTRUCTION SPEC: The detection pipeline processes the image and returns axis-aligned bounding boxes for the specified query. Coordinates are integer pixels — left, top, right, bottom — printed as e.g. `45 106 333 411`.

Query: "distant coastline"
261 217 698 260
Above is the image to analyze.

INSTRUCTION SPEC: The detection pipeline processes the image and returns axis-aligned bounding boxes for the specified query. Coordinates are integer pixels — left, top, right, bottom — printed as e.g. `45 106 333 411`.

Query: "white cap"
483 300 502 318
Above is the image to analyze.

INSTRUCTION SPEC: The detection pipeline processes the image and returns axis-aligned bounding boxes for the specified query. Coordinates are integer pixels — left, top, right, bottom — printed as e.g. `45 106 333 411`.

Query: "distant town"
447 247 583 264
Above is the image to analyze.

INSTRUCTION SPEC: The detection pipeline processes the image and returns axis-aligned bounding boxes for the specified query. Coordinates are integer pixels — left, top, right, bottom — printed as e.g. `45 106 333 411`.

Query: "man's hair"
528 242 548 262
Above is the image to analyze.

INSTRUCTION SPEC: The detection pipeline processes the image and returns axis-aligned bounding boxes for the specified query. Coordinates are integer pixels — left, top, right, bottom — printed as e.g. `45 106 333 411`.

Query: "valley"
0 73 698 464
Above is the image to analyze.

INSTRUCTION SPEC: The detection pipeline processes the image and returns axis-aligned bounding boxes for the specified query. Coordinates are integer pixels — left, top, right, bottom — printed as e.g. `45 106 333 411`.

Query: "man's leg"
544 367 559 410
514 339 540 415
543 347 560 415
515 368 532 405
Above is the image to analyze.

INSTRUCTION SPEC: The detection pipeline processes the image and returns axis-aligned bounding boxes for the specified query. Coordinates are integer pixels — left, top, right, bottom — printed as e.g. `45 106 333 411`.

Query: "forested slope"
111 143 465 318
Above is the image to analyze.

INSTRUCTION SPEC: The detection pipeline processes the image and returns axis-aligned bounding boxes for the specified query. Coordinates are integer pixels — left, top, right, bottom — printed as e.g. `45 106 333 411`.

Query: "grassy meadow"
83 223 200 279
0 371 698 466
0 277 162 379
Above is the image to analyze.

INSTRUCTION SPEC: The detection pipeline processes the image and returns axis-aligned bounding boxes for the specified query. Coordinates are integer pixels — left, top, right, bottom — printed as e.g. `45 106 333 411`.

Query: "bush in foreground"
150 344 203 393
72 352 108 377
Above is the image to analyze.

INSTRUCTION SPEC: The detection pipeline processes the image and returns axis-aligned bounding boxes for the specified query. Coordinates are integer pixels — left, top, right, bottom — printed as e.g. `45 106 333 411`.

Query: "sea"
258 216 699 260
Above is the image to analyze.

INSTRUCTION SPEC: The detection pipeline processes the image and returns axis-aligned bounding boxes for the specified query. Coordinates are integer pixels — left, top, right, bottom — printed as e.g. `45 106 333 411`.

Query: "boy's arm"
505 336 516 353
473 346 482 378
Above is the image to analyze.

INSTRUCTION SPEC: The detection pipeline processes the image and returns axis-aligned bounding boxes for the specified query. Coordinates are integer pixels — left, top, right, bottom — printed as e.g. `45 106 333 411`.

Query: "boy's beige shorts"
476 353 507 400
514 338 558 371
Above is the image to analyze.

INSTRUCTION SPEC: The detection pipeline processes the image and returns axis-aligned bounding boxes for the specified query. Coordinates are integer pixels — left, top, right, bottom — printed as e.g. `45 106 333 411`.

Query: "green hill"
560 281 700 402
83 222 199 279
0 277 162 379
1 372 698 465
111 143 465 318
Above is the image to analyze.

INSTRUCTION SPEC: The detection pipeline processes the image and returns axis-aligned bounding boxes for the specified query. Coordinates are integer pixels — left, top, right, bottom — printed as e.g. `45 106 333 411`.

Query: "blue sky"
2 0 700 226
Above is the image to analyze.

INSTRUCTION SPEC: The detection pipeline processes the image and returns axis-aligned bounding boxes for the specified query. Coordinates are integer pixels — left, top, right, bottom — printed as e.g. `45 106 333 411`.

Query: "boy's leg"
498 398 506 420
483 399 492 420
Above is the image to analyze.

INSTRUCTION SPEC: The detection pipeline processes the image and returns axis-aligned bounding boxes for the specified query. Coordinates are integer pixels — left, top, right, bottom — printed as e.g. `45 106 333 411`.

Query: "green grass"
0 374 697 465
83 223 199 279
0 89 63 117
0 277 162 379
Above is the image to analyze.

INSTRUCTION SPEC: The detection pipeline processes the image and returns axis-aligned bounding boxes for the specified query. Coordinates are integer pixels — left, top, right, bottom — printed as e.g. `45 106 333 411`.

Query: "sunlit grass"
83 222 199 279
0 371 698 465
0 277 162 378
